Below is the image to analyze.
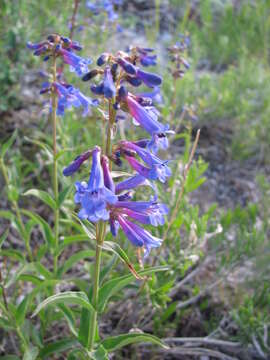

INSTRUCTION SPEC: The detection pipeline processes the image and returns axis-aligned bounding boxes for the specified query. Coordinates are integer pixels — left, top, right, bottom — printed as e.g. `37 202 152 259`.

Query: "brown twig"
69 0 80 40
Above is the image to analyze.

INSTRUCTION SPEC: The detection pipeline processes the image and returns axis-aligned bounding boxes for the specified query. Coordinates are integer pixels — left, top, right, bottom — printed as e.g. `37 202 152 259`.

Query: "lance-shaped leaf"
0 229 9 249
32 291 95 318
39 338 78 358
58 184 73 206
1 129 17 158
90 344 109 360
101 241 142 279
24 136 53 160
23 345 39 360
23 189 57 210
22 209 54 247
98 266 169 313
100 332 169 351
57 250 96 277
74 215 96 240
57 235 91 256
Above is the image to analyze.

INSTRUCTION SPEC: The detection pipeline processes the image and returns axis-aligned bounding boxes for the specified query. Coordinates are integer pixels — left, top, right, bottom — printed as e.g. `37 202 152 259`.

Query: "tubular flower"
113 199 168 227
125 93 173 152
137 48 157 67
53 82 98 116
115 174 155 193
135 69 162 88
63 150 92 176
116 215 162 257
103 66 116 98
74 147 117 222
119 141 171 183
27 35 87 69
57 47 92 76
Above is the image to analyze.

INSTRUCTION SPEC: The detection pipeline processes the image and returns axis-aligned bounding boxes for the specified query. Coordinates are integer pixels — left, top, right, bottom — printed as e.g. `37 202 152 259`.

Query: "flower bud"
82 69 99 81
97 53 109 66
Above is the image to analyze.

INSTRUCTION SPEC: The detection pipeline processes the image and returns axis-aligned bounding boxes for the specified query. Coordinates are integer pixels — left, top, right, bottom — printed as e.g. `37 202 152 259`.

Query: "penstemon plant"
24 34 172 358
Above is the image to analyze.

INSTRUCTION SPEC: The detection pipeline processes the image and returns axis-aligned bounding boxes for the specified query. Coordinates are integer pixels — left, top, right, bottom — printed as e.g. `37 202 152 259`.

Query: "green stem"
0 159 32 261
105 100 115 158
51 55 59 275
88 222 105 351
88 99 116 352
0 268 28 352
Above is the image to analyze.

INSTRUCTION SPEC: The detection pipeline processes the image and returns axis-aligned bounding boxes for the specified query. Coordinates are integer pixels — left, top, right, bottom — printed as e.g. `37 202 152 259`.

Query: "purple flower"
115 174 154 193
125 76 142 87
135 87 162 105
117 215 162 257
136 69 162 88
120 141 171 183
97 53 110 66
115 199 168 226
103 66 116 98
74 147 117 222
58 47 92 76
101 155 115 192
63 150 92 176
54 82 98 116
125 156 171 183
60 36 83 51
27 41 47 52
91 82 105 95
126 95 173 152
117 58 136 75
86 0 122 21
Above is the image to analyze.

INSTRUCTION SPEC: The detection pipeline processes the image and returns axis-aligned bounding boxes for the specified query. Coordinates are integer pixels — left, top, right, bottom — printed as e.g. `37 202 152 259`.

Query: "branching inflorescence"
63 45 173 257
27 32 172 354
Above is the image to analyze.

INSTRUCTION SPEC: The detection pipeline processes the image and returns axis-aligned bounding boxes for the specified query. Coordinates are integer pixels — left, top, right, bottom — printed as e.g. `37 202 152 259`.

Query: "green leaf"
0 316 15 330
23 345 39 360
101 241 142 279
99 254 117 285
78 308 92 347
5 263 34 288
91 345 108 360
22 209 54 247
67 349 88 360
0 356 21 360
0 229 9 249
23 189 57 210
0 249 25 263
24 136 52 160
57 235 91 255
15 294 30 326
39 338 78 358
33 263 53 280
1 129 17 158
76 217 96 240
98 266 169 313
0 210 15 222
32 291 95 318
57 250 96 277
101 332 169 352
58 185 73 207
58 304 78 337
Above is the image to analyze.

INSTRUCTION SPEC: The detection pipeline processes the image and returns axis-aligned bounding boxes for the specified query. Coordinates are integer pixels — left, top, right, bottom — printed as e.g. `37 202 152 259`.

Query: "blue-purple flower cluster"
64 46 172 257
168 34 190 79
86 0 122 22
27 34 91 77
27 34 98 116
